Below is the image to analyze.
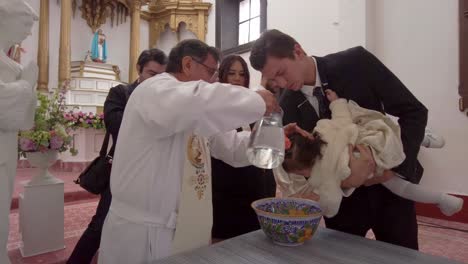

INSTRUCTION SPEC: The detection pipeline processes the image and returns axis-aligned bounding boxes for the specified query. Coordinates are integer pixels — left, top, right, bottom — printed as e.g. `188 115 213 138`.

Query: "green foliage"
18 81 77 156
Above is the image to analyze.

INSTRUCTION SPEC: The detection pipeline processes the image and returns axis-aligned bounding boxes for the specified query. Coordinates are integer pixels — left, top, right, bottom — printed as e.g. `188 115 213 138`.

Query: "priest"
98 39 280 263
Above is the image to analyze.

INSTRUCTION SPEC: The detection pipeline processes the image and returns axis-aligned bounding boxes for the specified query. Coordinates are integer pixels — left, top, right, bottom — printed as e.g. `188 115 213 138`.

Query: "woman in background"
211 55 277 241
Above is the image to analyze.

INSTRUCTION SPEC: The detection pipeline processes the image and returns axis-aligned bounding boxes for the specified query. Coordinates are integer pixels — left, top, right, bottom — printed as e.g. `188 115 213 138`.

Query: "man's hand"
346 145 376 187
364 169 395 186
325 89 339 102
283 123 298 137
283 123 311 138
256 89 280 115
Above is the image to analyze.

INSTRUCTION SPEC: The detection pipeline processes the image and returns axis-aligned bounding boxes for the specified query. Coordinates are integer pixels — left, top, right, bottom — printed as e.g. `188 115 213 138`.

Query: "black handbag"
74 132 114 194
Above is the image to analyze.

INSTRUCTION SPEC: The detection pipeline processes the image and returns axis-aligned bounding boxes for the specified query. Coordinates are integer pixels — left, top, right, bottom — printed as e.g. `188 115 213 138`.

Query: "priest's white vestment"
99 73 265 263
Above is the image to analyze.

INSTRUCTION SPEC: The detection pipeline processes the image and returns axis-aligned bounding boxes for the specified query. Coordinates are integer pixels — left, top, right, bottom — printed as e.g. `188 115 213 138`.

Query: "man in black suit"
68 48 168 264
250 29 427 250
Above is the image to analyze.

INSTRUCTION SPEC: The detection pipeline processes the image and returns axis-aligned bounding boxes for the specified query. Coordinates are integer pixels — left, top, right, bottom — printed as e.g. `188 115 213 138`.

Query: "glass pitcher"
246 109 285 169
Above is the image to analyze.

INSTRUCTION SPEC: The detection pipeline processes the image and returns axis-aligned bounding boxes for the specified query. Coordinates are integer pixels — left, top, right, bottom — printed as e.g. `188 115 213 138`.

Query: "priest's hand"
256 89 280 115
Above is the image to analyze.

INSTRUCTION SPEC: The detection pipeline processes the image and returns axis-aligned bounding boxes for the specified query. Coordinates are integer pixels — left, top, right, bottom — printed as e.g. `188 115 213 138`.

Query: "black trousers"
67 188 112 264
324 184 419 250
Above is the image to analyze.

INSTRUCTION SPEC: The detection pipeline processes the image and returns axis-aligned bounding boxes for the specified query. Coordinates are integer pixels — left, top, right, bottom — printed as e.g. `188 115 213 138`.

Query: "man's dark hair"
218 55 250 88
137 48 168 73
166 39 220 73
249 29 299 71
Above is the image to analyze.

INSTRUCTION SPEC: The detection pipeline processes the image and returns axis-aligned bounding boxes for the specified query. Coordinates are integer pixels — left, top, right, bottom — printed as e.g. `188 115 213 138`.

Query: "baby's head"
283 132 327 176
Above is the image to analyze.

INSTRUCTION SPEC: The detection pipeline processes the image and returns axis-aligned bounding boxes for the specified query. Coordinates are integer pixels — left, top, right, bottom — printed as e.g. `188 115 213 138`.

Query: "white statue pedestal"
18 180 65 257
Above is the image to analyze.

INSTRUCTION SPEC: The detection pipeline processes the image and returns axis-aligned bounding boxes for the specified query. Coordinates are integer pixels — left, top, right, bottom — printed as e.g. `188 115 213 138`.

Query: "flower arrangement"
64 111 105 130
18 82 77 156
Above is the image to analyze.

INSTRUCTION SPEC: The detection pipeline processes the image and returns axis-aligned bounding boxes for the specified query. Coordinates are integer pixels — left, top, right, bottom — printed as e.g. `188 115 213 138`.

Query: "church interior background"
4 0 468 263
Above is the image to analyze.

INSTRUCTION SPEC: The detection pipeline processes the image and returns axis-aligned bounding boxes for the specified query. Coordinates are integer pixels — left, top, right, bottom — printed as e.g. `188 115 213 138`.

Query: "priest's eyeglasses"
191 57 219 81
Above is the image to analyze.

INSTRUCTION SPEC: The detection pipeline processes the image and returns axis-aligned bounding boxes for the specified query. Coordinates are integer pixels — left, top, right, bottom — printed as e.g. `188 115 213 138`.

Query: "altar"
57 61 122 169
67 60 123 112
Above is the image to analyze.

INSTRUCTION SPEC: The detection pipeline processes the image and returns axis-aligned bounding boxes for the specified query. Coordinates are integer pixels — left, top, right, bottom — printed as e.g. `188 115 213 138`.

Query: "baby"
275 90 463 218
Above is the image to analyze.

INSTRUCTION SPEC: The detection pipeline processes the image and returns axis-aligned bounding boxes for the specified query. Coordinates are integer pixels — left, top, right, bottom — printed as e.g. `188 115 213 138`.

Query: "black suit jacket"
280 46 428 184
103 81 139 154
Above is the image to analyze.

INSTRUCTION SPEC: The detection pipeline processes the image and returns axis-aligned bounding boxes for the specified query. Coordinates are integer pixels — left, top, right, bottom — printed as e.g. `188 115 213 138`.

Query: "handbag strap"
100 132 111 157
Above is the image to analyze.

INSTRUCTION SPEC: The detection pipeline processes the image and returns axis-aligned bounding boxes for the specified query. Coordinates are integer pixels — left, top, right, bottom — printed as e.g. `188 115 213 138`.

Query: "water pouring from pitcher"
246 109 285 169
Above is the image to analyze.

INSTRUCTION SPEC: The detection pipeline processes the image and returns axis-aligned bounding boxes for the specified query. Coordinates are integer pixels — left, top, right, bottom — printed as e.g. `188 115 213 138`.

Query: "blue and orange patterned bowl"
251 197 322 246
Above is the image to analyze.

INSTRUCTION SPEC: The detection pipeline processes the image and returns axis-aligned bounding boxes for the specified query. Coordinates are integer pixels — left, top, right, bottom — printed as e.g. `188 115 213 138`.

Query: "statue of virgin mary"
91 29 108 63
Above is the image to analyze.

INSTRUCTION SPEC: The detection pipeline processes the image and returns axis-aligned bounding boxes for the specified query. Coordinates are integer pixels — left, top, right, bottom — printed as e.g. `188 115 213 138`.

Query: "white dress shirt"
300 57 322 115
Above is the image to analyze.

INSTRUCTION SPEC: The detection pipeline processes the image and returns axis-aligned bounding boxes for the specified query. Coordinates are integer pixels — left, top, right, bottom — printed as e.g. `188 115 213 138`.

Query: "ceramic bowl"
251 197 322 246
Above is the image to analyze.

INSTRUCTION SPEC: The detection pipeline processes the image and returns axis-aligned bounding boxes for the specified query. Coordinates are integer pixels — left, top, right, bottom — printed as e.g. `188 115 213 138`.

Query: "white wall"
155 22 200 56
338 0 367 50
140 19 150 52
156 27 179 56
205 0 216 46
268 0 341 56
22 0 151 87
179 23 198 41
371 0 467 195
206 0 342 88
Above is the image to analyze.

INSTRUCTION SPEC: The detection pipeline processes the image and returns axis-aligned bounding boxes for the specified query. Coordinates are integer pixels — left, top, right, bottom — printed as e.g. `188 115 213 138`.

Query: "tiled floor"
6 168 468 263
417 216 468 262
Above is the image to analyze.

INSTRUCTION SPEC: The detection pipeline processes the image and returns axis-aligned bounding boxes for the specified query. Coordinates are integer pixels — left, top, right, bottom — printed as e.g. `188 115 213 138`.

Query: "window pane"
239 21 249 45
249 17 260 42
239 0 250 22
250 0 260 18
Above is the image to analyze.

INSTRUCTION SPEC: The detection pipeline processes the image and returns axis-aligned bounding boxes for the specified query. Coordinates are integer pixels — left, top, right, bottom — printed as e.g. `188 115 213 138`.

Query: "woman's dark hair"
218 55 250 88
137 48 168 73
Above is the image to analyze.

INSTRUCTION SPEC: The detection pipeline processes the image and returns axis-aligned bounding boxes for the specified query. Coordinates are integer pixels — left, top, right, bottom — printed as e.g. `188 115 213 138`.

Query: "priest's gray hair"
166 39 220 73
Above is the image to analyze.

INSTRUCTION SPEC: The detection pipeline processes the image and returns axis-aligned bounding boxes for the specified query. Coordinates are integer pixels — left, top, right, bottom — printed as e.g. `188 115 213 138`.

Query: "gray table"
154 228 461 264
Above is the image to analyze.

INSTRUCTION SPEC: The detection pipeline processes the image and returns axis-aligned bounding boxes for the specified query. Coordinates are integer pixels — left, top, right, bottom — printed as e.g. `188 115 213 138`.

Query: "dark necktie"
313 87 329 118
